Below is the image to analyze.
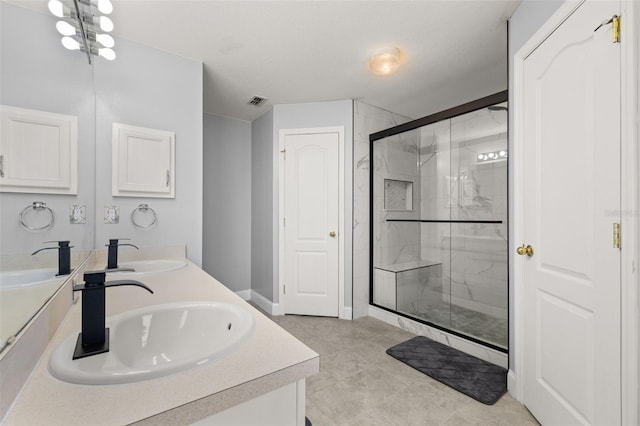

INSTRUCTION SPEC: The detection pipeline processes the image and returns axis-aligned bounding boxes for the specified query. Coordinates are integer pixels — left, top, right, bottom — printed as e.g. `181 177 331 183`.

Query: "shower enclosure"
370 92 508 351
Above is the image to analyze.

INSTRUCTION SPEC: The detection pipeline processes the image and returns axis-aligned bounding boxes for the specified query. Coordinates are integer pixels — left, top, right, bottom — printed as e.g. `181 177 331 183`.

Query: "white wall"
93 36 204 266
508 0 563 367
0 3 95 256
272 101 354 308
251 109 275 300
203 113 252 292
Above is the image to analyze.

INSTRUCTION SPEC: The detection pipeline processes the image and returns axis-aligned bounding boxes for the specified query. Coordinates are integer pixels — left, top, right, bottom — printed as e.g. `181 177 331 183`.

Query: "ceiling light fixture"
369 47 402 76
48 0 116 64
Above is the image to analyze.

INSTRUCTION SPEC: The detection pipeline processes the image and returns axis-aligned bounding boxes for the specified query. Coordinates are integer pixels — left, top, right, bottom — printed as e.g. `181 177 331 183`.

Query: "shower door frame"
369 90 509 353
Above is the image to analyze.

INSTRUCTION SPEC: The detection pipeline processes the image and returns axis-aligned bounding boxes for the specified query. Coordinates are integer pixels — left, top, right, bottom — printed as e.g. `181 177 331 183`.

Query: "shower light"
370 47 402 76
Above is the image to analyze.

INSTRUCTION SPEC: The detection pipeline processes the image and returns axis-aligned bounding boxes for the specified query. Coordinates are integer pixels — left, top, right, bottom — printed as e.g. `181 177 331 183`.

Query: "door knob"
517 244 534 257
329 231 336 237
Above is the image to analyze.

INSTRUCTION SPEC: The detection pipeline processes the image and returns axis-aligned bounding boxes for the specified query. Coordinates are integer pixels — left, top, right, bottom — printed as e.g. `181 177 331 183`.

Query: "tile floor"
261 309 539 426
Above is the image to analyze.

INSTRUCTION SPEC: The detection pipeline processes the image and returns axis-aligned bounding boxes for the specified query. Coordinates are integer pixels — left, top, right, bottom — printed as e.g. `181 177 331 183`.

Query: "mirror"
0 2 95 354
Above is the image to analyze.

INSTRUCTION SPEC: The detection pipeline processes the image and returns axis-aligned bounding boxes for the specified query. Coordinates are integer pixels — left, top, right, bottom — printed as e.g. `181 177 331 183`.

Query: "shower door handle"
517 244 534 257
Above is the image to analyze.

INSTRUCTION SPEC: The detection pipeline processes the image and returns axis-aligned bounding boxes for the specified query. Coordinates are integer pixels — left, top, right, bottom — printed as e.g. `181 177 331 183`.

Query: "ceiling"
9 0 520 121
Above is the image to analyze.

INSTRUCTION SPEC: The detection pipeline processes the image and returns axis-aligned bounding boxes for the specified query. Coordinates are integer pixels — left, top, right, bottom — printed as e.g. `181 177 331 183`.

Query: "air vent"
248 96 268 106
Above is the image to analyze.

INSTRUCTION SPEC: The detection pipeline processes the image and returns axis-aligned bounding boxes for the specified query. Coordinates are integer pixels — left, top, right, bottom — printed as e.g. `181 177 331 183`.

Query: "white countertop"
4 254 319 425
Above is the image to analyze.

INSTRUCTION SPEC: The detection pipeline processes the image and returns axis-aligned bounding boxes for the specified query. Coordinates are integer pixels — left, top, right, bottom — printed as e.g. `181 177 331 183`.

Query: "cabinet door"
0 105 78 194
112 123 175 198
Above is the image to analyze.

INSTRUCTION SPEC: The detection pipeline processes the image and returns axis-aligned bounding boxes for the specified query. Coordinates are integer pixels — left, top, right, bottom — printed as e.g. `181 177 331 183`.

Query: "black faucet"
72 270 153 360
106 238 139 270
31 240 73 276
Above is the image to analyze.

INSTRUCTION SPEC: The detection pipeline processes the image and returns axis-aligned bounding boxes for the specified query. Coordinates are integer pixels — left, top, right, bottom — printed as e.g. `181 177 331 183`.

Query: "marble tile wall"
352 101 412 319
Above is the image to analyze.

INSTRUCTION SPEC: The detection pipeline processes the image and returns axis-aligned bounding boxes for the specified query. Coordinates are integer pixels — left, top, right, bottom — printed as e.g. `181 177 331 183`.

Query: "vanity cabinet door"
0 105 78 194
112 123 175 198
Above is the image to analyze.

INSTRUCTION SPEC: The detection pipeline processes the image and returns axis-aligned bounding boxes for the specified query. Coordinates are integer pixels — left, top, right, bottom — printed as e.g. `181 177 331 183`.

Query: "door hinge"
280 149 286 160
613 223 621 249
283 217 286 227
613 15 621 43
594 15 620 43
283 285 286 295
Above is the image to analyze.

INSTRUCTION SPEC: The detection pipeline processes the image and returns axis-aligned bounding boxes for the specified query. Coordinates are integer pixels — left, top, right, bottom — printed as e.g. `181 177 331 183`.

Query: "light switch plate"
104 205 119 224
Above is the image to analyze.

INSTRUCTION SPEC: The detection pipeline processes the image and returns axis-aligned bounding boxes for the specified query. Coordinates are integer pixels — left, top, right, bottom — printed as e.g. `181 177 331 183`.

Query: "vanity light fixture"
477 150 508 163
369 47 402 76
48 0 116 64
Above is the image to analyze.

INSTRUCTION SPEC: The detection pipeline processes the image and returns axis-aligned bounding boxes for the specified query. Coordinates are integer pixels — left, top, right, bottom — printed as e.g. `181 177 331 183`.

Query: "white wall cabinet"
0 105 78 195
112 123 175 198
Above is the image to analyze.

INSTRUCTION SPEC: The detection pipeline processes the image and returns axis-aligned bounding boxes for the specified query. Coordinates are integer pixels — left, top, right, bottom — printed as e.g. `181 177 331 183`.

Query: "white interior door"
283 129 340 317
520 1 621 424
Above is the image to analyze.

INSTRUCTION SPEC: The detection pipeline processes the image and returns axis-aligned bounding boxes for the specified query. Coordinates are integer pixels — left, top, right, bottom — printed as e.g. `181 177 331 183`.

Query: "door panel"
284 131 339 317
521 1 621 424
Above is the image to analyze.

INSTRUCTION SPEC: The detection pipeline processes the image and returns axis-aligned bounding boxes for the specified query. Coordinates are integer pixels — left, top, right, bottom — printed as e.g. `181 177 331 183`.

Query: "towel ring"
19 201 55 231
131 204 157 230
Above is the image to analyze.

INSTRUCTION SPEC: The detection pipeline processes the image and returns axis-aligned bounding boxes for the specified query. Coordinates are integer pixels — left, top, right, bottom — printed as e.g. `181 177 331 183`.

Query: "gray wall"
0 3 95 255
93 36 203 266
251 108 275 300
203 113 252 292
508 0 563 368
272 100 354 307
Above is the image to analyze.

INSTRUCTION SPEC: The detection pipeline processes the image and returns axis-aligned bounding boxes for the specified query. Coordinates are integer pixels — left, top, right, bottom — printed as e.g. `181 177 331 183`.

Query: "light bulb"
98 16 113 32
96 33 115 48
97 0 113 14
477 154 484 160
56 20 76 36
61 36 80 50
48 0 64 17
499 150 507 157
99 48 116 61
488 152 496 159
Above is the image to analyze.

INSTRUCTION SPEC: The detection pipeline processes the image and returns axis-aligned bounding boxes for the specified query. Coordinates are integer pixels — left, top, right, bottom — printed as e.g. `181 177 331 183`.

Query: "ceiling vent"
248 96 268 107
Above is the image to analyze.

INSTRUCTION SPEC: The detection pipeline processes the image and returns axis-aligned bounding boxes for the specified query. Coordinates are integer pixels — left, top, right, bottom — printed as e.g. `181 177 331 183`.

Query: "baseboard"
368 305 508 368
507 369 519 401
342 307 353 320
234 290 251 301
250 290 281 316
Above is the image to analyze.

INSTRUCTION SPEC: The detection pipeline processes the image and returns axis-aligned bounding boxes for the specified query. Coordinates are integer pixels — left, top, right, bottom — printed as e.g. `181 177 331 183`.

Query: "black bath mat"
386 336 507 405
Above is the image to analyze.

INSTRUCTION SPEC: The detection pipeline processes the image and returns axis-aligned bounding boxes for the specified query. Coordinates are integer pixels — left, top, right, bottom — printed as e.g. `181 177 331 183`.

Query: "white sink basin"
49 301 255 385
0 268 59 290
108 259 188 275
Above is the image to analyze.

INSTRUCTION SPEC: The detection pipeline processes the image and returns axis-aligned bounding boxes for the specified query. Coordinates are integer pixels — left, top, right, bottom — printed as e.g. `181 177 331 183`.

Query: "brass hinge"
280 149 286 160
613 223 621 249
594 15 621 43
613 15 621 43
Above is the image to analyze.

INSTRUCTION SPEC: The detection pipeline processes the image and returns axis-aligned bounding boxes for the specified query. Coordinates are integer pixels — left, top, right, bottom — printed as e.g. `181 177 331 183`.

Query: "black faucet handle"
44 240 72 247
82 270 107 287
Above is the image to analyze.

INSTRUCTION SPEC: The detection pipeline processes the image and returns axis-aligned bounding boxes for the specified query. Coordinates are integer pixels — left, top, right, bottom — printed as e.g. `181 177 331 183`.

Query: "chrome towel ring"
131 204 157 230
19 201 55 231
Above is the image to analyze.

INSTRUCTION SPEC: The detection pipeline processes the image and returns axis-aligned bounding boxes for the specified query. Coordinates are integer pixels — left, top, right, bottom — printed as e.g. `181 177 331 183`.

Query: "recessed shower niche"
370 92 508 351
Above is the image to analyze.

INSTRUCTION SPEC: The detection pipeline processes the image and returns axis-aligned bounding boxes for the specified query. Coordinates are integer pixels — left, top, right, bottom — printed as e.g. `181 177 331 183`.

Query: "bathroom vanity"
2 246 319 425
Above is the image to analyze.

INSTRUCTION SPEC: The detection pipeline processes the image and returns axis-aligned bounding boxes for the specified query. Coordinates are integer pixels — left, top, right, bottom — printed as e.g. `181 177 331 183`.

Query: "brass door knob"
517 244 534 257
329 231 336 237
